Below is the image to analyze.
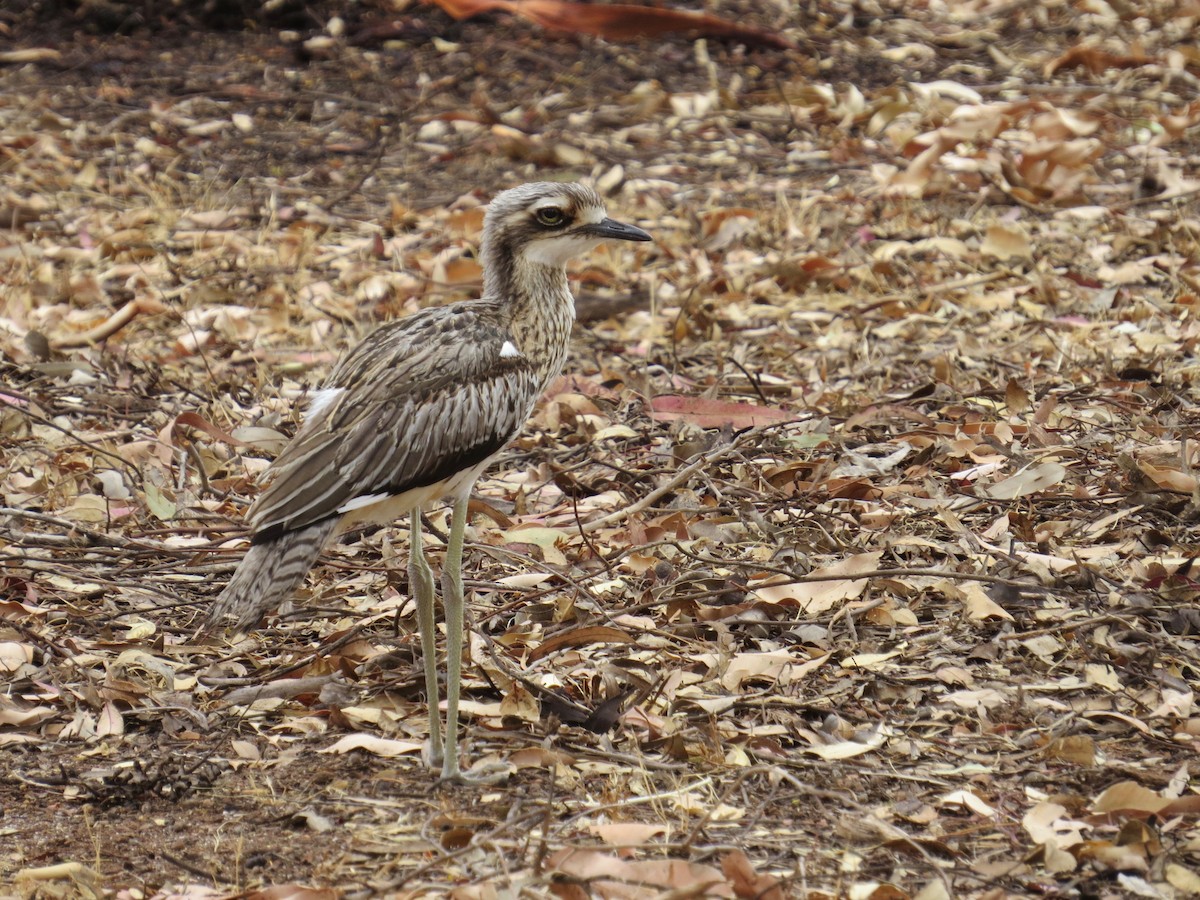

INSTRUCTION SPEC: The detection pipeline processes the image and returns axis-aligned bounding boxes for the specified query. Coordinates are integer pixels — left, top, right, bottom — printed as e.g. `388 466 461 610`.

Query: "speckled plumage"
206 183 651 778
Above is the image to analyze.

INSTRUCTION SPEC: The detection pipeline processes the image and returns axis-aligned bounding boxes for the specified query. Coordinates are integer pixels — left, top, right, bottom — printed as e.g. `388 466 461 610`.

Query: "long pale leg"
439 497 470 781
410 511 442 767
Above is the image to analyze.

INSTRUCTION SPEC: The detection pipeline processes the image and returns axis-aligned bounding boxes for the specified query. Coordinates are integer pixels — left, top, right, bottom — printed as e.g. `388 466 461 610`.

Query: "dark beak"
580 217 653 242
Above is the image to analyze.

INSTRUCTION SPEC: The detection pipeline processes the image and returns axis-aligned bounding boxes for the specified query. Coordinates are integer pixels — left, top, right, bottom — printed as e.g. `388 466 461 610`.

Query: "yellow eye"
535 207 565 226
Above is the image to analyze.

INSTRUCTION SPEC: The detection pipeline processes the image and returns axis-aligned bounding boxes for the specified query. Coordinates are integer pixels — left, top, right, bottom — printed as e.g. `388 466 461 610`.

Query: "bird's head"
483 182 652 272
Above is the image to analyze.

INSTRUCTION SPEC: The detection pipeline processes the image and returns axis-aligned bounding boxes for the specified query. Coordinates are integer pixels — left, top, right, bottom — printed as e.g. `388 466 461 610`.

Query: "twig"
0 507 167 550
50 296 168 349
560 776 715 828
1114 184 1200 210
996 612 1128 641
578 430 753 534
473 627 593 722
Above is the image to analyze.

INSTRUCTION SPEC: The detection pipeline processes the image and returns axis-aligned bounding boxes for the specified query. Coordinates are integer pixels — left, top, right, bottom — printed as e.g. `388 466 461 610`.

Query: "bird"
206 182 652 781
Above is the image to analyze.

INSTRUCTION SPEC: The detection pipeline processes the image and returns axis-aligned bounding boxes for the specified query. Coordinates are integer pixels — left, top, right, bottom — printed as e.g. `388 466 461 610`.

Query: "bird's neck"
484 249 576 382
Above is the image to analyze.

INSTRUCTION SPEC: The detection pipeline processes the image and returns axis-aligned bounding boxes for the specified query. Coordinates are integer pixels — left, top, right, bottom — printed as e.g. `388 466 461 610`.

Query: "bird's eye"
535 207 566 227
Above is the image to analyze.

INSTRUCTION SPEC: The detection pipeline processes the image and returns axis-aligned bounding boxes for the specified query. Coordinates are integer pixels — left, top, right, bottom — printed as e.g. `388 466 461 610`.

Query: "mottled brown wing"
245 302 539 542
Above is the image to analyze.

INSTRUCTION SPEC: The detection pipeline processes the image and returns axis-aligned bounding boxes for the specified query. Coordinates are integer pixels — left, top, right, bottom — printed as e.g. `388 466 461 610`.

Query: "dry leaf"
1045 45 1157 77
427 0 797 49
528 624 635 662
981 223 1032 260
983 462 1067 499
649 394 794 428
319 734 424 757
1092 781 1169 815
751 551 883 613
1137 459 1199 493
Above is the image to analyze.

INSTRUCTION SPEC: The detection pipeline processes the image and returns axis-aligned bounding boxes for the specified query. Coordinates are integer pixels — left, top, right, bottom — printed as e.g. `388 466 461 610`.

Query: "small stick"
51 296 167 349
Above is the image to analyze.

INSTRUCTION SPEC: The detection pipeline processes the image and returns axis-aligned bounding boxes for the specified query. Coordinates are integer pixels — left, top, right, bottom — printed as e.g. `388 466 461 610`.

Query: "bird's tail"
206 519 339 633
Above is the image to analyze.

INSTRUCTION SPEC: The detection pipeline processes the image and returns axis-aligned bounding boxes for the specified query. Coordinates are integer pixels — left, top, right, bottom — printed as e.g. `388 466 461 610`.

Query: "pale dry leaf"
0 641 33 673
936 580 1014 621
984 462 1067 499
0 48 63 63
841 650 902 670
940 790 996 817
588 822 669 847
499 524 570 565
1022 801 1085 848
981 222 1032 260
1137 459 1199 494
805 727 887 760
1092 781 1169 815
1166 864 1200 894
319 734 424 758
940 688 1008 710
751 551 883 613
720 650 797 691
230 740 262 760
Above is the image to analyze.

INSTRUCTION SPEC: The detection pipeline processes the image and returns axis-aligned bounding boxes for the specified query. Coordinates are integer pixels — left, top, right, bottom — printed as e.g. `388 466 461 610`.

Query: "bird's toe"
422 737 445 770
433 759 510 788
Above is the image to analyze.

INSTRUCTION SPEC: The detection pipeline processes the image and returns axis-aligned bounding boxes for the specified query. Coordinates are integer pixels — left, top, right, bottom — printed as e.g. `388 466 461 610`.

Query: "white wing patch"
308 388 344 420
337 492 391 514
499 340 522 359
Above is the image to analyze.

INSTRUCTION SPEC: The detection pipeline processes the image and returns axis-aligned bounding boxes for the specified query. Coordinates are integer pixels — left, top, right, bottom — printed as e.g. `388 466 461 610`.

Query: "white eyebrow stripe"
578 206 605 225
499 340 522 358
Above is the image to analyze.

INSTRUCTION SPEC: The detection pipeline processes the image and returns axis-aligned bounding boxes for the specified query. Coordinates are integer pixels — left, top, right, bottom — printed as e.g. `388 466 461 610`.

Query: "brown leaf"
247 887 340 900
172 411 247 447
1092 781 1169 815
528 624 635 662
1044 735 1096 766
1160 795 1200 817
1004 378 1030 414
722 850 784 900
156 410 247 465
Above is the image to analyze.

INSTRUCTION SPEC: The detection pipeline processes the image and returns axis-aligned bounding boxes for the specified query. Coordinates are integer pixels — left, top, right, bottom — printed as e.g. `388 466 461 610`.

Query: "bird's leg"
410 511 443 768
439 496 470 781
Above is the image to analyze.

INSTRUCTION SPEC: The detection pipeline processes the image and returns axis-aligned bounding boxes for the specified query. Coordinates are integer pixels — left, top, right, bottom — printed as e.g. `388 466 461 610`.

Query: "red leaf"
1045 45 1156 77
425 0 797 50
649 395 793 429
156 411 246 463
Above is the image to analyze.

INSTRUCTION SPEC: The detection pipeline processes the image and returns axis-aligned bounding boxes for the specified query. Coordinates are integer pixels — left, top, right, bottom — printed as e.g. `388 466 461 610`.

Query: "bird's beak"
579 217 653 242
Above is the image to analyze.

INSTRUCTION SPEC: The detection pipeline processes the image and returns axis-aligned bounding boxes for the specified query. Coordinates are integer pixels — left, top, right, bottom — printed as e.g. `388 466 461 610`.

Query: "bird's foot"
422 737 444 770
433 758 509 788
